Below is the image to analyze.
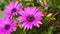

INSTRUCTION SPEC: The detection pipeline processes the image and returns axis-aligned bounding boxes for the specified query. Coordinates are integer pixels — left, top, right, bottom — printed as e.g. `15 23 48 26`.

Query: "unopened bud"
46 13 53 17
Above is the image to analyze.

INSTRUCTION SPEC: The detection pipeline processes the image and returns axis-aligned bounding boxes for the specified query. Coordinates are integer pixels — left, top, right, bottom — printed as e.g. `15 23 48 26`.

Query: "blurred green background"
0 0 60 34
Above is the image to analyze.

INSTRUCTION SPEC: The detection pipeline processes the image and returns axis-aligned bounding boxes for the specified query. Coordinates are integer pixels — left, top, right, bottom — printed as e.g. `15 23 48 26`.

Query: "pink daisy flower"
0 18 16 34
4 1 22 17
18 7 44 30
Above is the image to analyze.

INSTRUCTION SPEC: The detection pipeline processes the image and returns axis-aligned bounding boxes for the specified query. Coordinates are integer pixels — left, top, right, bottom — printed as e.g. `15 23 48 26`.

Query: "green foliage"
48 26 55 34
49 0 60 10
11 27 26 34
27 27 39 34
0 0 11 10
58 5 60 9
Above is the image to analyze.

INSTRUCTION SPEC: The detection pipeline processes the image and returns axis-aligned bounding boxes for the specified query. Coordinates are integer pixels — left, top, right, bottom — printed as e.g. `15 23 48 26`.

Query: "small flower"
0 18 16 34
4 1 22 17
18 7 44 30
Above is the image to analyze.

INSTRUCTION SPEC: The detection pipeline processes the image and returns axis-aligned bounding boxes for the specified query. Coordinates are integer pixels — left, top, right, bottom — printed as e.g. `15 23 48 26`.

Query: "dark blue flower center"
11 8 16 13
27 15 35 22
5 24 10 30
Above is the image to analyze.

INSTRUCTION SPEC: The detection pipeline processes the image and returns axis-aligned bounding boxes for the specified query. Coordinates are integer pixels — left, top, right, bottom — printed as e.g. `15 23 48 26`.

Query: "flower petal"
35 11 44 17
22 23 27 27
18 9 28 16
15 1 18 7
18 16 27 22
9 1 14 8
32 21 41 27
16 3 22 8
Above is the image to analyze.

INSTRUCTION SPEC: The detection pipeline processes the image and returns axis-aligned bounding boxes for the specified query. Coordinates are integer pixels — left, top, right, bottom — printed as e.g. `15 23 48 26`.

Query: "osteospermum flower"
18 7 44 29
4 1 22 17
0 18 16 34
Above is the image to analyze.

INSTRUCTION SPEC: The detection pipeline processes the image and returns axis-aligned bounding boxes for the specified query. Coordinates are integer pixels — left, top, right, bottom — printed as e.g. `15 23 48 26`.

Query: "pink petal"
18 16 27 22
35 17 42 21
5 31 10 34
32 7 37 14
35 11 44 17
9 27 16 32
36 24 40 27
22 23 27 27
32 21 40 27
24 7 31 14
24 7 38 15
38 21 42 24
16 3 22 8
24 24 28 30
18 9 28 16
27 24 30 30
4 6 12 10
15 1 18 7
22 22 33 29
9 1 14 8
10 22 16 27
28 23 32 29
0 32 4 34
27 23 32 29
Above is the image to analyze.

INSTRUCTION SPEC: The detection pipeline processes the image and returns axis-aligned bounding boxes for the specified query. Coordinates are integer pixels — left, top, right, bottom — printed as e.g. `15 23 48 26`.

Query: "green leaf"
58 5 60 9
0 3 6 10
40 31 47 34
42 17 49 23
48 26 55 34
4 0 11 3
57 32 60 34
0 0 11 10
11 27 26 34
27 27 39 34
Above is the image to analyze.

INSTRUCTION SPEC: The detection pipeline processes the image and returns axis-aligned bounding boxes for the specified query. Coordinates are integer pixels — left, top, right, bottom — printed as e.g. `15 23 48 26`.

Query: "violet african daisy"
4 1 22 17
0 18 16 34
18 7 44 30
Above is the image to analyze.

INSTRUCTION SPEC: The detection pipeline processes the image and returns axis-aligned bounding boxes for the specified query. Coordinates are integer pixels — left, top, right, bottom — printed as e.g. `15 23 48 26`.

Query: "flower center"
11 8 16 13
27 15 35 22
5 24 10 30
